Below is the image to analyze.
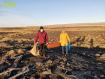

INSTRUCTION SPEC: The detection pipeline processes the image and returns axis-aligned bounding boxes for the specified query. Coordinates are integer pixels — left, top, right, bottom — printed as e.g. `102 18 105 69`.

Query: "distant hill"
46 22 105 28
0 22 105 28
0 22 105 32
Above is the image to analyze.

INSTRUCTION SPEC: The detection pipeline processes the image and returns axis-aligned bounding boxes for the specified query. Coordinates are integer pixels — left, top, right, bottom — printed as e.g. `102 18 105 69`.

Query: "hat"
40 26 44 29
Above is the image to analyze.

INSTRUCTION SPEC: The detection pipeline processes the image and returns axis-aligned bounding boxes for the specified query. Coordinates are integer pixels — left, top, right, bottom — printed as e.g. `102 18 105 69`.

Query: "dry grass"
0 23 105 48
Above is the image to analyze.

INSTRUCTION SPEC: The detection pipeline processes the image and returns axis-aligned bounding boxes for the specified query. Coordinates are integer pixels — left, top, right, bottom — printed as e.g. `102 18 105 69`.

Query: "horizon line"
0 21 105 28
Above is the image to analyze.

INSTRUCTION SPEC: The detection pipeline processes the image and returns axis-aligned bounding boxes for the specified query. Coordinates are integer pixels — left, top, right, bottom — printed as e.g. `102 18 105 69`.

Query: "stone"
7 50 17 57
46 60 53 65
36 62 43 67
95 54 100 57
99 53 105 61
41 69 52 75
17 49 24 54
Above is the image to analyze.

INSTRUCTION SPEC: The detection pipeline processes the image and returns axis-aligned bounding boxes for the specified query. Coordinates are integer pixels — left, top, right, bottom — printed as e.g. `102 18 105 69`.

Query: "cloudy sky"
0 0 105 27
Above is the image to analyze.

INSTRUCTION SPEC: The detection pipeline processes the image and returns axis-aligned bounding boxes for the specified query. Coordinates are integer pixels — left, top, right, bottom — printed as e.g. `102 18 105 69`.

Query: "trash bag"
30 44 40 56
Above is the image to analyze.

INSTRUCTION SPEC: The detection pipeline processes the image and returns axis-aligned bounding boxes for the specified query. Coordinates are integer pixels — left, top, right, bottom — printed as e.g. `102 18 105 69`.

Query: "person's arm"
45 33 48 44
60 34 62 43
67 34 70 43
34 32 39 44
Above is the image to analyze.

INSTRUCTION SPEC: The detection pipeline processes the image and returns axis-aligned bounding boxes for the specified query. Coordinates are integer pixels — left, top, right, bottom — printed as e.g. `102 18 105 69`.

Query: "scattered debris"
0 46 105 79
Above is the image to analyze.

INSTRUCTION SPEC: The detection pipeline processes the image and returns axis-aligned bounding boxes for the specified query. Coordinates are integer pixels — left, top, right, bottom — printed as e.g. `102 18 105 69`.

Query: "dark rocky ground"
0 45 105 79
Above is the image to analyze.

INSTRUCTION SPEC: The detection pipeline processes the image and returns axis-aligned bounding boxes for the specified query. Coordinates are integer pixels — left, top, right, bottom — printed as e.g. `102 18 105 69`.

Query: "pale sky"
0 0 105 27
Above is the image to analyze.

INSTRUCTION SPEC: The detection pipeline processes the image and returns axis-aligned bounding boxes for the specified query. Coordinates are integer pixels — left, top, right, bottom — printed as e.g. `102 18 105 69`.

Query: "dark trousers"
37 43 47 55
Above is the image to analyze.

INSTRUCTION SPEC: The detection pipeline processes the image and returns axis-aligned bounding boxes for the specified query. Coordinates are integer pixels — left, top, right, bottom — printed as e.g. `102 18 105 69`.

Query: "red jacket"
34 31 48 44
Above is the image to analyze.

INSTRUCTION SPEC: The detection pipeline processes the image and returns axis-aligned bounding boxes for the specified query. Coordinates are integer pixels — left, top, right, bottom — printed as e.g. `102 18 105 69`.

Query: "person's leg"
41 44 47 57
62 46 65 54
36 43 40 50
36 43 41 54
66 45 68 55
42 44 46 56
41 44 44 56
38 44 43 56
40 44 43 52
43 44 47 53
68 44 72 55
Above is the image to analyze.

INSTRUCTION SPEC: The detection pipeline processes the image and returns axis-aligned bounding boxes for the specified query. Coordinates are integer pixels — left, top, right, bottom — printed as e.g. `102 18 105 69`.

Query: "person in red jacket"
34 26 48 55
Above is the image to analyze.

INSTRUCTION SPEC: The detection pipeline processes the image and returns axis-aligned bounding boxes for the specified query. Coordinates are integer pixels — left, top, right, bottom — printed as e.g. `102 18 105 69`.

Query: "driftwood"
0 55 13 72
0 68 20 77
12 55 23 67
57 73 78 79
0 55 23 72
0 54 28 77
8 65 35 79
9 68 29 79
54 67 77 79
